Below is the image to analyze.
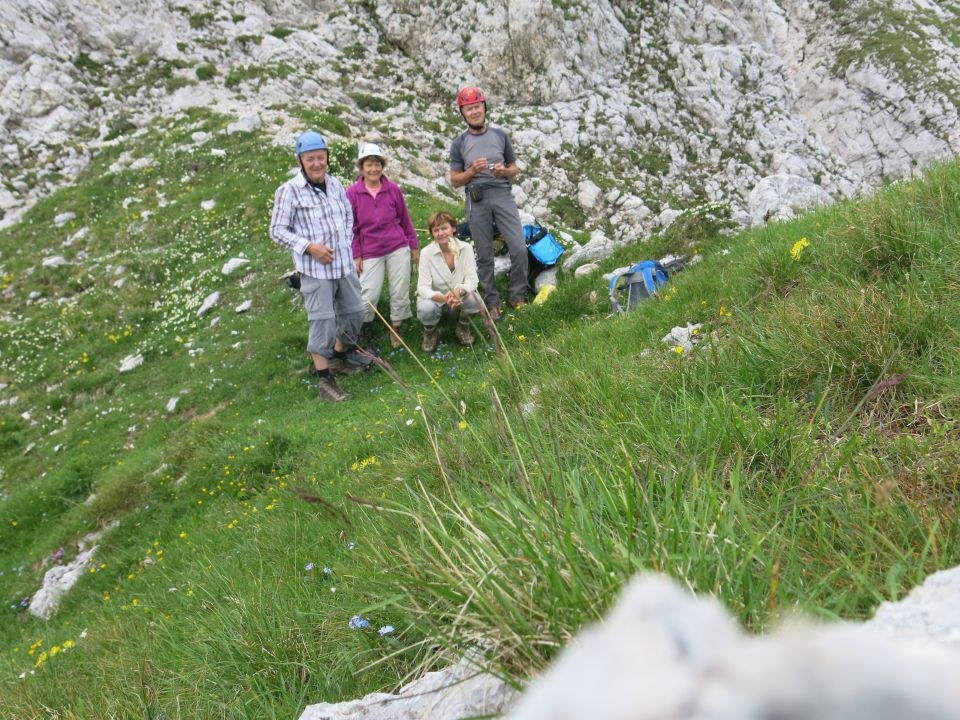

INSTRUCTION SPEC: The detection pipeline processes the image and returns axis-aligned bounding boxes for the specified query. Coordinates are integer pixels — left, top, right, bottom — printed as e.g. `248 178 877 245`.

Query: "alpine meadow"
1 1 960 718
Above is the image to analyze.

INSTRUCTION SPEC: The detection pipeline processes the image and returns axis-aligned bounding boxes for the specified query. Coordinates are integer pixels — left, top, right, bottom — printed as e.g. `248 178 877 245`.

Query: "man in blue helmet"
270 130 370 402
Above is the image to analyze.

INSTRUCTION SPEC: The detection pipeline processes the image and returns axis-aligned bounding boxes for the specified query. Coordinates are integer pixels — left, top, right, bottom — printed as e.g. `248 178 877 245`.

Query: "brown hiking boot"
390 324 403 349
317 375 348 403
421 326 439 353
326 356 359 376
454 318 475 347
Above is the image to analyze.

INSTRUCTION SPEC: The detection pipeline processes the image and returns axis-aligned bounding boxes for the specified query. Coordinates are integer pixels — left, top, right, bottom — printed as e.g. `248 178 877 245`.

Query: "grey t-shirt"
449 126 517 189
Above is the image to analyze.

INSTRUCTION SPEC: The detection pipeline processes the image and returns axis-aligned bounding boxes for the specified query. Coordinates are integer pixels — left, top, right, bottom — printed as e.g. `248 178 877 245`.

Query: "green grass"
356 160 960 678
0 104 958 718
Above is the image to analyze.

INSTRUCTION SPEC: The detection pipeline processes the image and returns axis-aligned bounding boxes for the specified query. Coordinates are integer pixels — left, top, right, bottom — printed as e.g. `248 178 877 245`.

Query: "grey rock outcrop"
506 570 960 720
298 654 517 720
2 0 958 250
298 567 960 719
28 547 96 619
196 291 220 317
747 173 833 225
868 566 960 651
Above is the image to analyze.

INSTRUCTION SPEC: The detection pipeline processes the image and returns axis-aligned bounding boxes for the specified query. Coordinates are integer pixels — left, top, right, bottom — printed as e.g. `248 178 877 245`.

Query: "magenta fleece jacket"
345 175 419 260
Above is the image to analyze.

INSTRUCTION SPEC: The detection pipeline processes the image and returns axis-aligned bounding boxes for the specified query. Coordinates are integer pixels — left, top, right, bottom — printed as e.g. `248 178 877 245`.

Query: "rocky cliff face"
2 0 959 247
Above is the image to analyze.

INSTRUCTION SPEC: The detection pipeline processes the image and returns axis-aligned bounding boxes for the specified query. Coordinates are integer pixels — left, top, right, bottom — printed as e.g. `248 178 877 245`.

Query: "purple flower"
304 562 315 572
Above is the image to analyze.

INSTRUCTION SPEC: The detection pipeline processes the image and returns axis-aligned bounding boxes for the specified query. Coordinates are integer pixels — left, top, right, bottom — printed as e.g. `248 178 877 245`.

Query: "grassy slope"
0 107 958 717
360 159 960 678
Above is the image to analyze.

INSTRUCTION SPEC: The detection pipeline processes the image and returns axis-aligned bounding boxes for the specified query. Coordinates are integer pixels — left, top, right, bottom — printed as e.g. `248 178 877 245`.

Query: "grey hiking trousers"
466 184 528 308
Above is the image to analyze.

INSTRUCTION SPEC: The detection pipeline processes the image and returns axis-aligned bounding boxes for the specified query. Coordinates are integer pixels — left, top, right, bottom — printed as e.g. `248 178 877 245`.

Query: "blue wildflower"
323 566 332 575
378 625 395 636
347 541 356 551
348 614 370 630
304 562 315 572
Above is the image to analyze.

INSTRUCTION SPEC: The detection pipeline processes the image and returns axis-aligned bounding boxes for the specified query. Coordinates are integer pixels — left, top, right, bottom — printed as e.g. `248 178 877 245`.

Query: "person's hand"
469 158 488 176
354 257 364 274
411 248 420 268
490 163 505 177
445 291 461 308
307 243 334 264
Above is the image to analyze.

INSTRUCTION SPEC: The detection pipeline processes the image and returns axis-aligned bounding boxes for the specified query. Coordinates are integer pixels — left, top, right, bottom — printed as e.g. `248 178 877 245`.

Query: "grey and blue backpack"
608 260 670 313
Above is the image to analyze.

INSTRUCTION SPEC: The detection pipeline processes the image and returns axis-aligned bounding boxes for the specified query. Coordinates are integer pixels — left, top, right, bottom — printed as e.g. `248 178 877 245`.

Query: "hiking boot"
327 356 360 376
317 376 348 403
389 324 404 349
421 326 439 353
486 304 502 322
454 318 475 347
508 299 527 310
328 350 373 376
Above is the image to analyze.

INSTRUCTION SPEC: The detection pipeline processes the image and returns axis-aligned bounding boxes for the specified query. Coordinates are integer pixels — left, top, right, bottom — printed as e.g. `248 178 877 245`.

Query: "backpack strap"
608 270 628 314
638 260 669 296
524 223 548 245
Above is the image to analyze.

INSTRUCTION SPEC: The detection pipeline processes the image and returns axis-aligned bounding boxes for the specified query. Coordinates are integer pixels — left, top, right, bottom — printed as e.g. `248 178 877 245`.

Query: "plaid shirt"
269 171 355 280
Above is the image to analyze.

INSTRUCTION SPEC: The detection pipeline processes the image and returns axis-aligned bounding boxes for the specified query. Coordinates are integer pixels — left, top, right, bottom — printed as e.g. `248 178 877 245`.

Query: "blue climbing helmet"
295 131 327 156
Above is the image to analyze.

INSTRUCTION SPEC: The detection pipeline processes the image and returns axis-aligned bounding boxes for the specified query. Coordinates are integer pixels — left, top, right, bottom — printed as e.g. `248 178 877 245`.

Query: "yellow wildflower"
790 236 810 261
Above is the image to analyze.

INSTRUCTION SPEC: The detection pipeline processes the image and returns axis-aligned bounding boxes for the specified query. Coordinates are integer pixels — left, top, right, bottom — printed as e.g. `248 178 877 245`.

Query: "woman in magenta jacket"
345 143 420 348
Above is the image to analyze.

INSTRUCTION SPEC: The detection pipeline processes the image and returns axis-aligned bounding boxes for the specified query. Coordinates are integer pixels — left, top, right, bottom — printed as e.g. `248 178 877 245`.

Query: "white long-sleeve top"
416 237 479 300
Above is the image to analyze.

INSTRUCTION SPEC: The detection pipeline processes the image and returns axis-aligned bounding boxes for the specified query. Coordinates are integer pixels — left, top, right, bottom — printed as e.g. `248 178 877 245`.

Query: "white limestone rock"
564 229 615 268
573 263 600 279
118 353 144 372
299 654 517 720
197 291 220 317
747 174 832 225
867 566 960 651
662 323 703 352
226 114 262 134
28 546 97 620
506 572 960 720
577 179 602 212
533 266 559 292
493 255 512 277
41 255 68 267
0 188 18 211
221 258 250 275
235 300 252 313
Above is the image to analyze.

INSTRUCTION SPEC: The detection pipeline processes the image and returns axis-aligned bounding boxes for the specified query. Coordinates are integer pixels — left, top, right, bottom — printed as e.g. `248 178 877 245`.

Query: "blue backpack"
523 224 565 267
608 260 669 313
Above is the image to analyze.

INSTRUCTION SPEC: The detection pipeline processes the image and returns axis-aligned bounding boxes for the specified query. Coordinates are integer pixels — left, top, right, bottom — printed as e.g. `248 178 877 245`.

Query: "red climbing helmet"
456 86 486 108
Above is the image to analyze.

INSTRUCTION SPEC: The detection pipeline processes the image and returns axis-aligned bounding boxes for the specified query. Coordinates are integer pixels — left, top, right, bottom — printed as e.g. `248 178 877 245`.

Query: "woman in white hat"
345 143 420 348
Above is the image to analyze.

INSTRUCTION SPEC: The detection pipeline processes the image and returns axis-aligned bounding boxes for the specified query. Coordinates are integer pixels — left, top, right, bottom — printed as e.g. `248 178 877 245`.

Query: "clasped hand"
307 243 334 264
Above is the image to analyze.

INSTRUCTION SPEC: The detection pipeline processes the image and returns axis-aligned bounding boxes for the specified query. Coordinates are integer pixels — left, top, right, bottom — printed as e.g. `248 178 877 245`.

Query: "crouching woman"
417 211 482 352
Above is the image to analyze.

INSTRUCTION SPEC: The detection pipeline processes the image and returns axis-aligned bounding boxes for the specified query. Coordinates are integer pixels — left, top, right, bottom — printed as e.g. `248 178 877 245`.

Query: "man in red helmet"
449 86 528 319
